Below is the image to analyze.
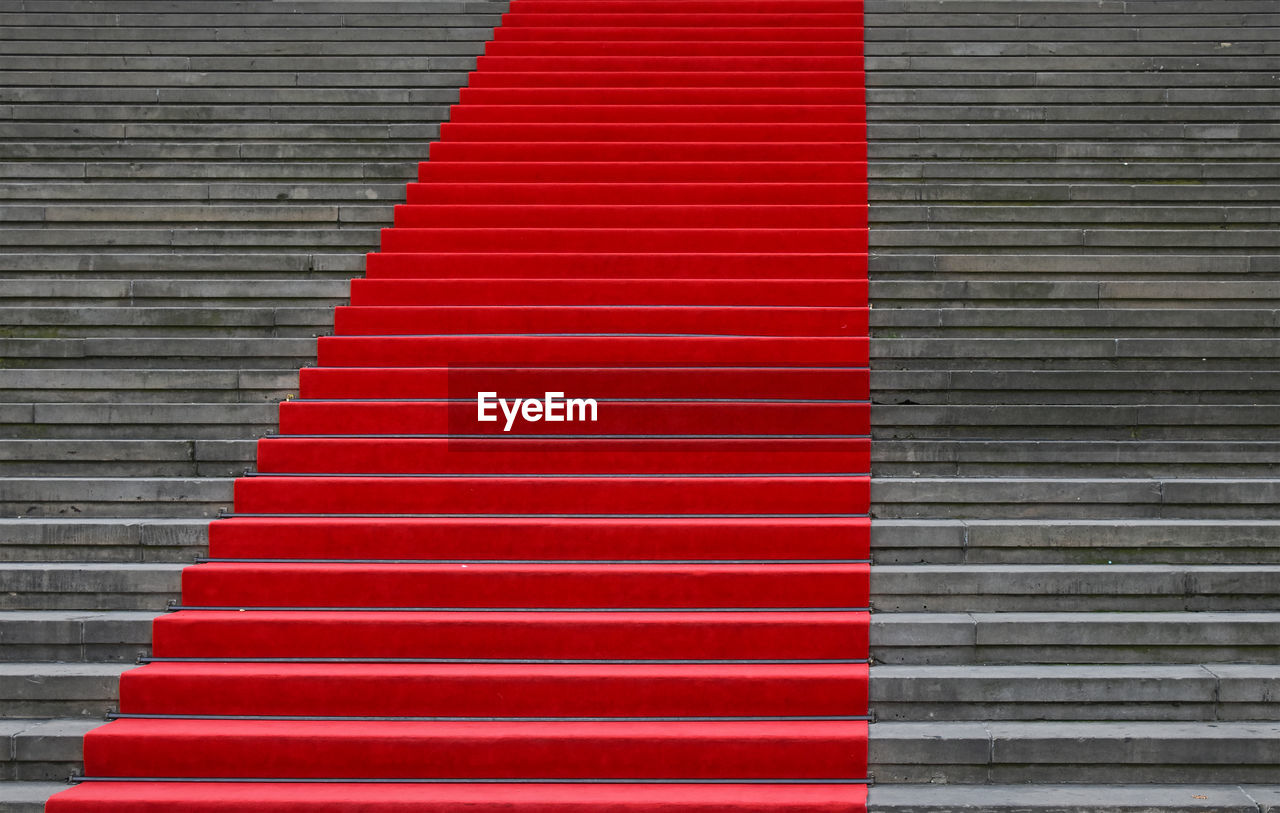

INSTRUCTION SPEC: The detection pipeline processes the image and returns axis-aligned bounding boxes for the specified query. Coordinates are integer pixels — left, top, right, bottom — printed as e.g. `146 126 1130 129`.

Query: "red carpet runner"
49 1 870 809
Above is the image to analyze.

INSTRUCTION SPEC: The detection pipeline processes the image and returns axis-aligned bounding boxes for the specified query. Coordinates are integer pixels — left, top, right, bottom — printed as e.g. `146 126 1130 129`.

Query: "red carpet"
49 0 869 809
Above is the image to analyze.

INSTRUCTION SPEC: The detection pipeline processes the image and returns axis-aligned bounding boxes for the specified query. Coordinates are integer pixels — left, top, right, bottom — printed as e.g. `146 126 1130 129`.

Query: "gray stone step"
872 612 1280 665
0 369 296 404
873 405 1280 442
0 307 330 338
870 69 1280 88
1 403 277 441
872 564 1280 612
0 337 316 369
0 664 130 719
869 721 1280 784
0 718 99 782
871 308 1280 336
871 519 1280 565
871 441 1280 478
870 280 1280 307
1 226 381 249
871 664 1280 721
0 563 182 610
0 251 363 275
0 182 406 201
0 611 155 662
0 518 208 563
0 782 65 813
872 370 1280 406
0 477 232 518
868 783 1280 811
0 279 349 306
0 439 254 476
872 477 1280 520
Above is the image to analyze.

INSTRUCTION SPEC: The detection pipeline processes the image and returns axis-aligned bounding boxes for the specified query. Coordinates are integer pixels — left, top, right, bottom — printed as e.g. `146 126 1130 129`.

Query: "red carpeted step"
233 475 871 515
446 109 864 128
473 56 864 72
484 41 862 56
349 279 867 306
509 0 862 10
256 438 871 473
428 142 867 161
84 718 869 779
180 562 871 609
446 105 864 124
316 337 869 367
334 304 866 335
508 0 862 11
151 609 871 659
438 123 866 142
48 781 868 812
459 86 865 104
298 366 870 400
275 402 870 438
417 162 867 183
391 205 866 229
492 26 863 41
499 13 863 27
404 183 865 206
467 71 863 88
366 252 867 279
119 662 871 718
207 516 871 561
119 661 868 717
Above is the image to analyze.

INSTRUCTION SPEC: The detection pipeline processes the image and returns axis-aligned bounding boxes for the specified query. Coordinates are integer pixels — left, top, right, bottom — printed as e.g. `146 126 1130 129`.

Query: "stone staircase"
0 0 502 804
864 0 1280 805
1 0 1279 809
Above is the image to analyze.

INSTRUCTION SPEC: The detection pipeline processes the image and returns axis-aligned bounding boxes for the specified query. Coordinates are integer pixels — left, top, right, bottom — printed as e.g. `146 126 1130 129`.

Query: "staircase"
1 0 1279 809
0 0 502 805
866 0 1280 805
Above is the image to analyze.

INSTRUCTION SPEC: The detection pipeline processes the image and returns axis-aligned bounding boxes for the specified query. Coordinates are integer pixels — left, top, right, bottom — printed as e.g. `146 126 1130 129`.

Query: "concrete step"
0 181 406 201
871 338 1280 370
870 721 1280 784
872 280 1280 307
0 518 208 563
872 564 1280 612
0 403 277 441
0 337 316 369
0 664 130 719
0 280 349 306
0 369 297 404
871 252 1278 278
872 478 1280 520
869 784 1280 811
5 439 246 476
0 782 65 813
0 719 99 782
0 225 382 250
871 664 1280 721
872 405 1280 442
871 519 1280 565
871 441 1280 478
872 612 1280 665
0 252 363 276
872 370 1280 406
871 308 1280 338
0 563 182 610
0 611 155 662
0 477 232 518
0 307 330 338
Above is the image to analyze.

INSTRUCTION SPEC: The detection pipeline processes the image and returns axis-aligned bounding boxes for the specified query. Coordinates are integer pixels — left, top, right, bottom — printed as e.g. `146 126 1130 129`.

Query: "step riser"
119 663 870 717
